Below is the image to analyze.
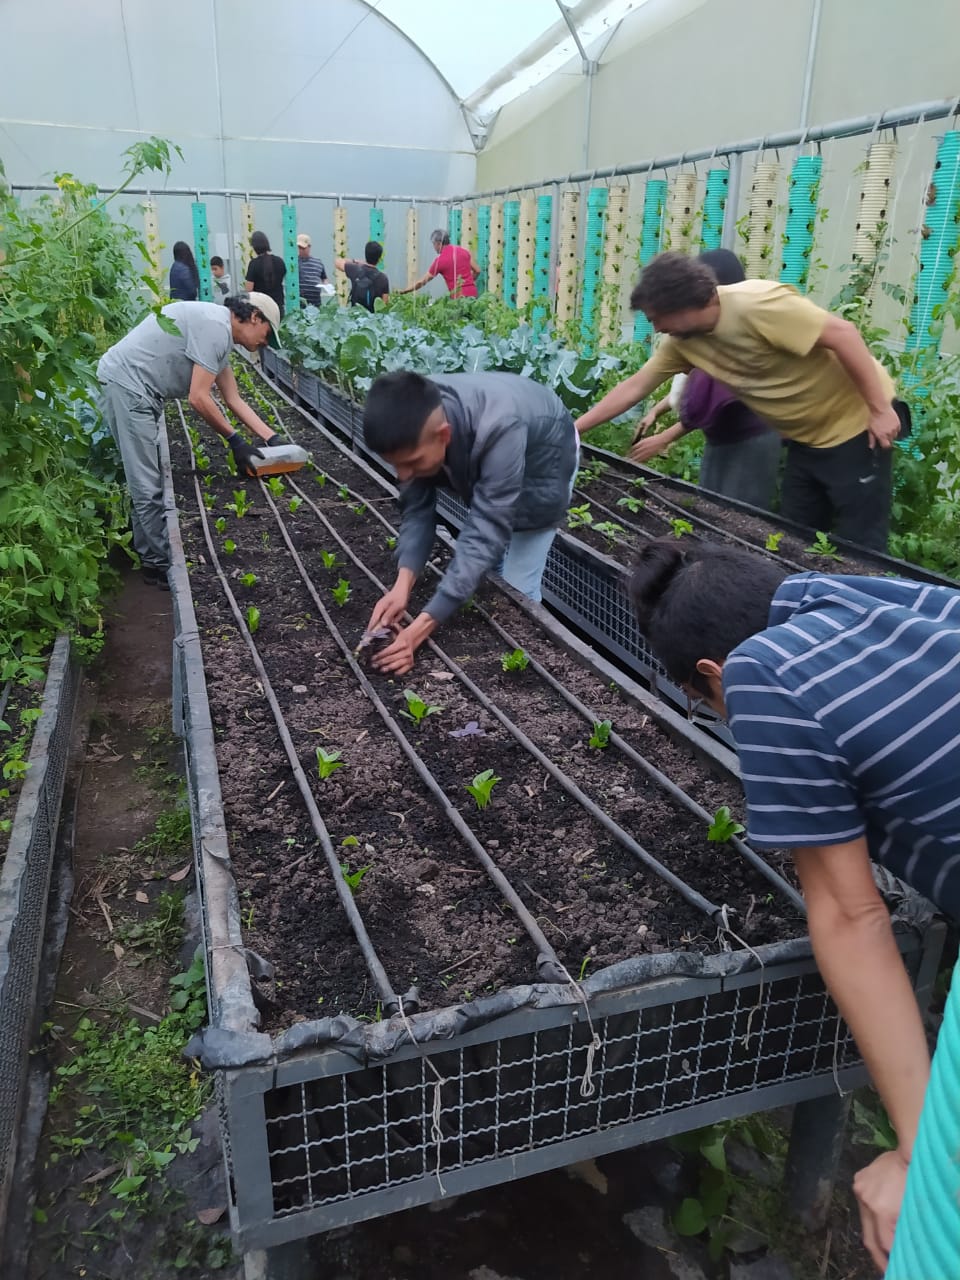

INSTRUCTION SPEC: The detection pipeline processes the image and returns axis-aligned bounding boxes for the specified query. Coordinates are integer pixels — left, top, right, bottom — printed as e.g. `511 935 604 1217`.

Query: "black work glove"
264 433 284 447
228 433 265 476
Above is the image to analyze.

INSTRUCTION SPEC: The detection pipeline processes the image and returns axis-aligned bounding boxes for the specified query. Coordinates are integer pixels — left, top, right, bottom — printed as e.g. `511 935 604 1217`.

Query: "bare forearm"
576 367 663 435
188 391 234 438
820 320 890 413
809 907 929 1155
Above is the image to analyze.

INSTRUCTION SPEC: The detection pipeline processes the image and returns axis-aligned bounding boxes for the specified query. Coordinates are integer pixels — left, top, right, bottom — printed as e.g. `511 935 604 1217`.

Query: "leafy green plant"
593 520 624 542
222 539 236 556
331 578 352 606
400 690 442 723
316 747 345 779
500 648 529 673
764 531 784 552
385 535 397 550
670 518 694 538
350 501 367 516
589 720 612 749
707 806 745 843
314 471 327 487
214 517 227 535
116 890 185 961
617 495 645 513
246 606 260 635
465 769 500 810
266 477 285 498
319 549 340 570
226 489 252 518
134 799 191 857
239 572 257 587
567 503 594 529
340 863 370 894
288 496 303 514
806 530 841 560
852 1093 897 1152
338 485 350 500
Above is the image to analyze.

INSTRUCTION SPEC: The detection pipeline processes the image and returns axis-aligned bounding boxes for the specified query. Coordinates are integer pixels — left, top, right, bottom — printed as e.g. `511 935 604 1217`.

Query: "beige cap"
296 233 311 249
245 292 282 348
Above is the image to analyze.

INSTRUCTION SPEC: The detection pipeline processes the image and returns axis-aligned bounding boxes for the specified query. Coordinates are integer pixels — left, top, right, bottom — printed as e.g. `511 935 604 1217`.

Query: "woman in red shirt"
398 229 480 299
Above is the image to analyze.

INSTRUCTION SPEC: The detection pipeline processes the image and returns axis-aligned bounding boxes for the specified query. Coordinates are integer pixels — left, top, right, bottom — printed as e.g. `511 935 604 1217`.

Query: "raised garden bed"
164 384 943 1252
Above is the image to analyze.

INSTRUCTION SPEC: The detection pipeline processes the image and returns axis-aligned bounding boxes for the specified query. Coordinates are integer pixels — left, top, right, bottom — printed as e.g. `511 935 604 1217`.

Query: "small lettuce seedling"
400 690 442 723
340 862 370 894
385 536 397 550
707 806 745 843
765 531 784 552
331 578 352 607
222 539 237 556
289 496 303 514
670 518 694 538
319 549 340 570
806 531 841 560
617 495 645 513
465 769 500 810
240 572 258 587
214 517 227 535
338 485 350 500
314 472 327 487
227 489 252 518
589 719 612 749
316 747 345 780
567 503 594 529
246 606 260 634
266 476 285 498
594 521 624 542
501 648 529 673
630 475 647 490
350 501 367 516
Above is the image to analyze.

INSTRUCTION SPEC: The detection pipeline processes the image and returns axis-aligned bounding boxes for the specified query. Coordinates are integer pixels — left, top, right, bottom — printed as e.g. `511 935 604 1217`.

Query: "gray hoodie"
397 373 577 623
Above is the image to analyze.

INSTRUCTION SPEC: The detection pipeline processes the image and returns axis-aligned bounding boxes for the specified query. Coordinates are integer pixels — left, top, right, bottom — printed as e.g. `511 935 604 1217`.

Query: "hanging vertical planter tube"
369 207 384 248
191 202 213 302
476 204 491 294
461 206 478 257
487 200 504 299
664 172 697 255
142 200 162 287
502 199 520 308
281 203 300 312
743 162 781 278
599 185 629 347
633 179 667 349
556 189 580 327
533 194 553 326
334 206 349 305
237 201 256 289
780 154 822 291
405 207 418 291
516 195 537 309
852 141 898 303
448 205 462 246
700 168 728 251
580 186 609 350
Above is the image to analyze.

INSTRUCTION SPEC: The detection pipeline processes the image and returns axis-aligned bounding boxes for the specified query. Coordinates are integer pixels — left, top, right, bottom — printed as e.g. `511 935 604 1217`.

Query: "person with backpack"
398 229 479 299
335 241 390 312
245 230 286 317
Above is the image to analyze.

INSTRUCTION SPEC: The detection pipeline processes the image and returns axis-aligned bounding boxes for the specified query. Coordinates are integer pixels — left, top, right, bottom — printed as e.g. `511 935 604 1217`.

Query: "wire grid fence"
260 967 859 1220
0 636 78 1228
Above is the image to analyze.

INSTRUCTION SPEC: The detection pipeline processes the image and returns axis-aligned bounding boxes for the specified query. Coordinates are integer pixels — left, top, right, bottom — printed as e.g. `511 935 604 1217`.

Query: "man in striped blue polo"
628 539 960 1275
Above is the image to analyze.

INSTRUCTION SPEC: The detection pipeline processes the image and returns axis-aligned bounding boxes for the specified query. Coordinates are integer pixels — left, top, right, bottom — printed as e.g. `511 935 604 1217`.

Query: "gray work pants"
98 380 169 568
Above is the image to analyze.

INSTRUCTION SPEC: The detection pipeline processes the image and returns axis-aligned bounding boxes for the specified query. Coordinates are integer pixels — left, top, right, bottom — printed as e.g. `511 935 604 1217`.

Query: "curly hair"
224 295 261 324
630 252 719 316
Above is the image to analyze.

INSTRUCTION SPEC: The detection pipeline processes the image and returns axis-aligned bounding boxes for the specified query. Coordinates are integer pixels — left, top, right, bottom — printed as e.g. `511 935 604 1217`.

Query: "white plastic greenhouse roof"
364 0 649 122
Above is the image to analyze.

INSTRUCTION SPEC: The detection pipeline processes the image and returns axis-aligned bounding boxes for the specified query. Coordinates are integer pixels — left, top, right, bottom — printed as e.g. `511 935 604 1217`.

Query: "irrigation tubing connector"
174 402 404 1017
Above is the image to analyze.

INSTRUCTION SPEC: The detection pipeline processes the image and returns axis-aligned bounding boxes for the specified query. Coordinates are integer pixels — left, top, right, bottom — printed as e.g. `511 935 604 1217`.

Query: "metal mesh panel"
263 969 858 1219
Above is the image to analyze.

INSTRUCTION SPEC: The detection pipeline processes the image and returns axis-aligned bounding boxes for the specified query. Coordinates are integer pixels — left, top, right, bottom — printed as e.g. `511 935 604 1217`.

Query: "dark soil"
168 392 805 1032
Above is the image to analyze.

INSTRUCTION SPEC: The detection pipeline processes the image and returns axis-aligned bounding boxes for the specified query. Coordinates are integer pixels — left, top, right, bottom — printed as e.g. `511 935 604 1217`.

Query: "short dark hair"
210 255 224 268
365 240 383 265
363 371 442 455
224 295 260 324
630 252 718 315
628 539 788 695
698 248 745 286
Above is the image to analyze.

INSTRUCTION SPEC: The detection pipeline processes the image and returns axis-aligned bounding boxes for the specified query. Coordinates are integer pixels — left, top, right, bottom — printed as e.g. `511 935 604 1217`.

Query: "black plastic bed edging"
163 390 945 1254
0 634 79 1242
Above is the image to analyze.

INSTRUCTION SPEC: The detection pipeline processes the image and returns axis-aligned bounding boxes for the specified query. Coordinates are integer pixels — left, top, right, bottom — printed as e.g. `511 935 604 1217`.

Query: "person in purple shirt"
630 249 782 509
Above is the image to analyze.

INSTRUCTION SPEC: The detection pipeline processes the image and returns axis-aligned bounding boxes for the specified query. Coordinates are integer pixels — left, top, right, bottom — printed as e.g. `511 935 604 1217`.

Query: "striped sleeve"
723 652 865 849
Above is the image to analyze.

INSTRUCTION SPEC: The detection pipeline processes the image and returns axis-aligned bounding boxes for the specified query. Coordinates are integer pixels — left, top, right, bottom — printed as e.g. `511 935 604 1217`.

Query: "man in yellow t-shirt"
576 253 905 550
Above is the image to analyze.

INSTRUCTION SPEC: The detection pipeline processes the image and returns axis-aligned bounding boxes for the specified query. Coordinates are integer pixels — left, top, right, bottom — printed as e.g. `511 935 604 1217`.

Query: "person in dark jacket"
362 370 578 674
245 230 286 316
631 249 782 509
169 241 199 301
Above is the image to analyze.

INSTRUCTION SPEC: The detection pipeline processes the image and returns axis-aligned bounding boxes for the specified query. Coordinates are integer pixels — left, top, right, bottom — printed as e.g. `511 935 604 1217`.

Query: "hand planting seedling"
316 747 345 780
465 769 500 810
339 862 370 895
400 690 442 723
617 495 645 513
500 648 529 673
226 489 252 518
353 626 392 659
589 719 612 749
806 530 841 560
707 806 745 843
331 578 352 606
222 539 237 556
246 606 260 634
670 518 694 538
567 503 594 529
289 496 303 514
266 476 285 498
239 572 258 587
214 517 226 535
319 549 340 570
765 531 784 552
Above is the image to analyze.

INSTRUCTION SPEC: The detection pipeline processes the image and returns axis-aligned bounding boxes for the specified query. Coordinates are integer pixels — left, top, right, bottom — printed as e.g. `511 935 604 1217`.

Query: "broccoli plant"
806 531 841 560
246 606 260 634
589 719 612 749
400 689 442 723
707 806 745 843
319 550 340 570
331 578 352 606
340 862 370 894
670 518 694 538
316 747 345 780
567 503 594 530
266 477 285 498
617 495 645 514
765 531 784 552
500 648 529 673
465 769 500 810
226 489 252 518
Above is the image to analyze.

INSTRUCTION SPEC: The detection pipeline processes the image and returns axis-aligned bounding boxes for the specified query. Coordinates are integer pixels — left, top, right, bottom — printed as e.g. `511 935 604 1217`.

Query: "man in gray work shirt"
362 370 578 675
97 293 282 587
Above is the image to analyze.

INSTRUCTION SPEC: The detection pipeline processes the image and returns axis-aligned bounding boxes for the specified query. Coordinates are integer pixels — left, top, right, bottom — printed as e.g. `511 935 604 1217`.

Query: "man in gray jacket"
362 370 578 675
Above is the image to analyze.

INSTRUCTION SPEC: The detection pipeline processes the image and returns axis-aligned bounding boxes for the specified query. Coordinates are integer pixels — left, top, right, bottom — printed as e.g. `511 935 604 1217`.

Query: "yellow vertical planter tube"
487 200 504 298
556 189 581 326
665 173 698 254
334 206 349 305
743 162 781 278
406 208 419 290
237 200 255 286
853 141 898 301
142 201 162 287
516 195 537 309
599 184 629 347
461 206 478 257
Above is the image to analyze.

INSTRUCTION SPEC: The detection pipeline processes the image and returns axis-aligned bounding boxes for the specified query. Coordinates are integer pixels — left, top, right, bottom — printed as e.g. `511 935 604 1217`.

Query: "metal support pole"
798 0 824 129
785 1092 851 1229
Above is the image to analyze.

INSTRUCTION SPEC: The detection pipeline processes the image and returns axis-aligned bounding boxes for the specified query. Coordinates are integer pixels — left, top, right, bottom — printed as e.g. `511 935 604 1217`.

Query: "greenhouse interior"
3 0 960 1277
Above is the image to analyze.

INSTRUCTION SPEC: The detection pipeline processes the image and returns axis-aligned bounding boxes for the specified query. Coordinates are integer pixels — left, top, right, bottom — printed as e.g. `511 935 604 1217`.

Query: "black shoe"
141 565 171 591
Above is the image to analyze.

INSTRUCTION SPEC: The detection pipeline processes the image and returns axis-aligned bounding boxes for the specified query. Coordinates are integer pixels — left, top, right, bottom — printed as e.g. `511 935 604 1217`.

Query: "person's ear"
695 658 724 683
436 420 452 448
695 658 726 714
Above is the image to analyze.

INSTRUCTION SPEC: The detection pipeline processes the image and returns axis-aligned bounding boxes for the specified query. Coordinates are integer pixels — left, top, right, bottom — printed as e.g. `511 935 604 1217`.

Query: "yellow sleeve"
744 283 828 356
642 335 693 384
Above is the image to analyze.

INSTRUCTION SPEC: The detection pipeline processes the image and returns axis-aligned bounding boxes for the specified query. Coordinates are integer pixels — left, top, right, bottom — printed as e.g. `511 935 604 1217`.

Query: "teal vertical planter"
477 204 490 295
780 155 822 291
580 186 609 351
886 957 960 1279
633 179 667 350
448 206 462 246
191 201 213 302
502 200 520 307
369 207 384 248
281 203 299 312
700 168 728 251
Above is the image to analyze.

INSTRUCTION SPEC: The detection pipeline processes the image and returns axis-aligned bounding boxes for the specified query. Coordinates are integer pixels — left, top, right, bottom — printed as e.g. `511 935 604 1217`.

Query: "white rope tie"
556 965 602 1098
717 904 766 1049
397 999 448 1194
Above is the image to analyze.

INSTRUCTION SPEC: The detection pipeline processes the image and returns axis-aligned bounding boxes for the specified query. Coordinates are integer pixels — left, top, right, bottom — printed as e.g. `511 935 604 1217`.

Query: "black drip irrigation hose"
253 480 569 987
174 403 404 1017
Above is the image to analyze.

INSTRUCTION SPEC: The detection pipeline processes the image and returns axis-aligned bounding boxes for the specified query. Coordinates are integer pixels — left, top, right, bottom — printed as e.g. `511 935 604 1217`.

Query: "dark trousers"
780 430 893 552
